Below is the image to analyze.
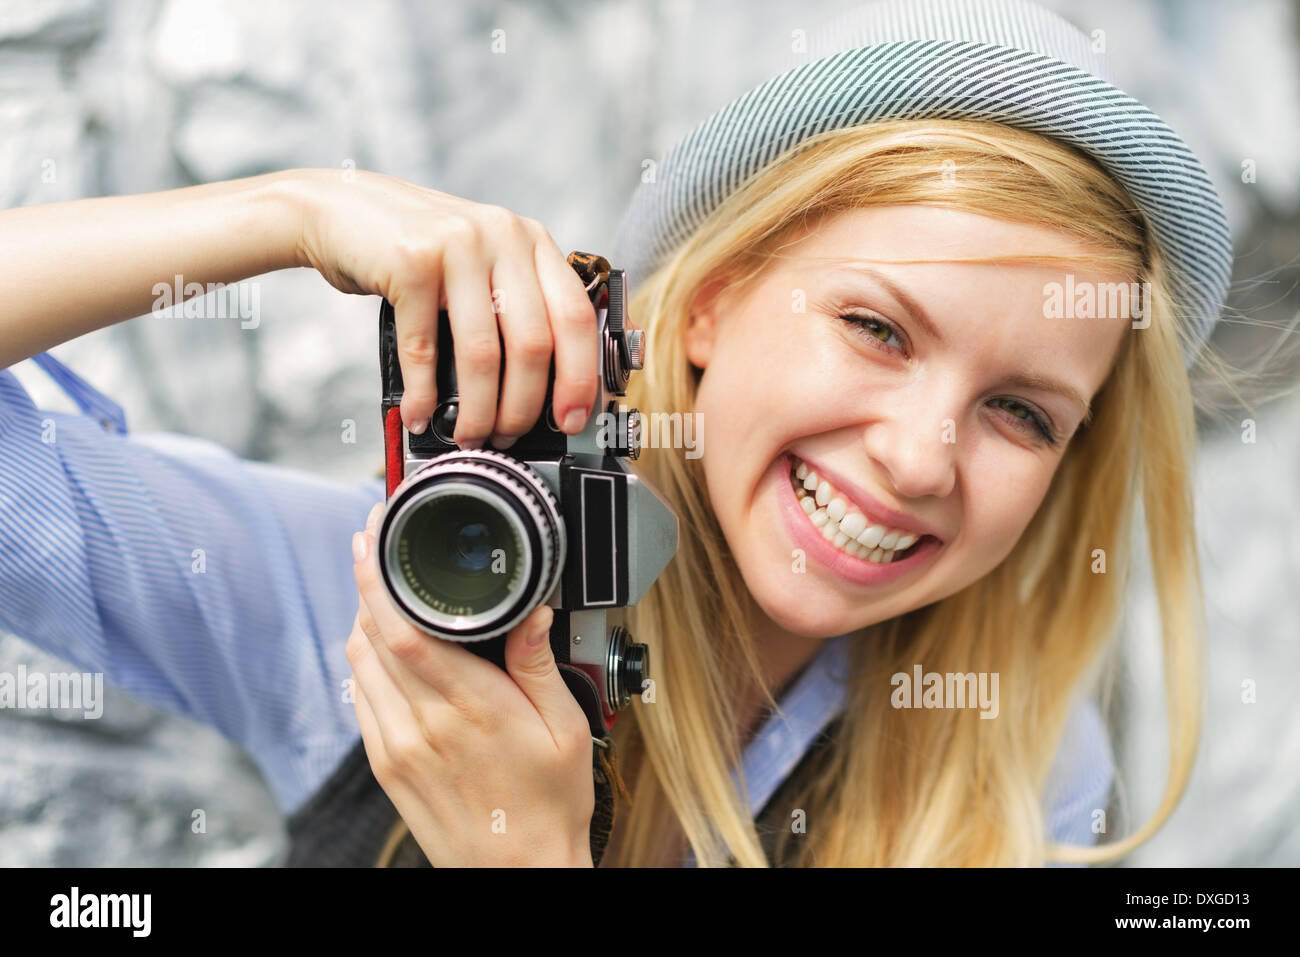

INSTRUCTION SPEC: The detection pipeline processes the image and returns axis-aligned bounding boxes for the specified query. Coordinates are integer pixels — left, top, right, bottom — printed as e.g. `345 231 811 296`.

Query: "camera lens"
395 493 523 618
453 521 492 572
378 450 564 641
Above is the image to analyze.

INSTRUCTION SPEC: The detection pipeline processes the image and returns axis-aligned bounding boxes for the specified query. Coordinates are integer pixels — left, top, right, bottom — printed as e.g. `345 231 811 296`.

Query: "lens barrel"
378 450 565 641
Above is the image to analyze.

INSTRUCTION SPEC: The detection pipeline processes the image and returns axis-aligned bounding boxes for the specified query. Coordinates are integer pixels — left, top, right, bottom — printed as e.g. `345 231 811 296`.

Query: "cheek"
959 451 1057 562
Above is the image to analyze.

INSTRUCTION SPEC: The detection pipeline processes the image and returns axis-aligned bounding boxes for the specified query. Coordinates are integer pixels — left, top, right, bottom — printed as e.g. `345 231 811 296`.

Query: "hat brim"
613 39 1231 367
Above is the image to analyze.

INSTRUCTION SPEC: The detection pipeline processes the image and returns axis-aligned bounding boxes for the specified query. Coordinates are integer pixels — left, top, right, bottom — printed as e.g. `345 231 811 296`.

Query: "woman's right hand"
289 168 600 449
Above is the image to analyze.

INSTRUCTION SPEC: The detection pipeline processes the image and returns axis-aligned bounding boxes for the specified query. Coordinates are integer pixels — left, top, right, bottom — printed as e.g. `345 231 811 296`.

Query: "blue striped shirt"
0 353 1112 863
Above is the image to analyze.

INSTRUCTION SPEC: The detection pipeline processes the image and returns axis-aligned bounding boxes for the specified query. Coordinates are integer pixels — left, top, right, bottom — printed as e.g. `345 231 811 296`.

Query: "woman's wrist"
249 168 329 272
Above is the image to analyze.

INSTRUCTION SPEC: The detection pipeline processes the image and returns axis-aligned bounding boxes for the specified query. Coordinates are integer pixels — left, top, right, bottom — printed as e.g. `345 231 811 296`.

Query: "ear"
684 275 730 370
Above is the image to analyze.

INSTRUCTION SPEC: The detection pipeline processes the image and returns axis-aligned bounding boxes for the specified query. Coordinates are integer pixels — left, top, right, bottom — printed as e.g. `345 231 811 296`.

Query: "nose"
861 393 958 502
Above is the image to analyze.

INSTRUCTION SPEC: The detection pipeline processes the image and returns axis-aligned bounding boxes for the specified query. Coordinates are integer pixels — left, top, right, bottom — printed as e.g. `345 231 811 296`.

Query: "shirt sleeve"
0 366 385 814
1042 696 1115 864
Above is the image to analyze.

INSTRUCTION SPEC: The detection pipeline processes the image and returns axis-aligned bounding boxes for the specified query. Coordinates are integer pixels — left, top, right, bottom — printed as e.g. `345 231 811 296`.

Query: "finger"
502 604 590 750
391 279 444 435
355 502 450 708
488 253 552 449
441 237 499 449
349 663 391 771
346 612 430 766
352 515 499 707
350 671 429 854
355 575 450 712
531 240 599 435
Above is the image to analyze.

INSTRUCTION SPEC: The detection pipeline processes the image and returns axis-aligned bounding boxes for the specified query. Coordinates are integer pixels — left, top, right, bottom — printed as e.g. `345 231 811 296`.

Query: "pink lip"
773 454 942 587
791 454 945 542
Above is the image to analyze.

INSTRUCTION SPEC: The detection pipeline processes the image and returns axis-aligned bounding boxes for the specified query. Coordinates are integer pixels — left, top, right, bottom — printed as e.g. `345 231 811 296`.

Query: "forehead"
770 205 1134 390
781 204 1116 266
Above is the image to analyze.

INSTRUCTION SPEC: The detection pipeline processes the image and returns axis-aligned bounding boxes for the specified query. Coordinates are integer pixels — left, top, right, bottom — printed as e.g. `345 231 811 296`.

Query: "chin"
739 558 868 638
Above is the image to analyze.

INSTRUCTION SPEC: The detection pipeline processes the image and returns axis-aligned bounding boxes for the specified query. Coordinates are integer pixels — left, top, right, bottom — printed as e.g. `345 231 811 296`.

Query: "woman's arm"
0 168 601 447
0 364 389 814
0 172 303 370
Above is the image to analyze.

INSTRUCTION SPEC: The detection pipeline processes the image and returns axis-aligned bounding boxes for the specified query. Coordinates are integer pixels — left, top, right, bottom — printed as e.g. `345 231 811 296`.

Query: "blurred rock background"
0 0 1296 866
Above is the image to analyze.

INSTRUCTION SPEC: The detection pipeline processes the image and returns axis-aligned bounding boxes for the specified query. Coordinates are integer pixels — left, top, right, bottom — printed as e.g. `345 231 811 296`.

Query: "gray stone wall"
1 0 1297 866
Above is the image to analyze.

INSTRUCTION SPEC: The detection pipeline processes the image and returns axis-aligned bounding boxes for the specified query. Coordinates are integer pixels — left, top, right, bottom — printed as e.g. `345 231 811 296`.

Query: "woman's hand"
345 502 597 868
289 168 600 449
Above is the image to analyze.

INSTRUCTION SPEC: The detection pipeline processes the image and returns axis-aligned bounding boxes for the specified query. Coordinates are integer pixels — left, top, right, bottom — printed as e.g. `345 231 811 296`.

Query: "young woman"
0 0 1250 866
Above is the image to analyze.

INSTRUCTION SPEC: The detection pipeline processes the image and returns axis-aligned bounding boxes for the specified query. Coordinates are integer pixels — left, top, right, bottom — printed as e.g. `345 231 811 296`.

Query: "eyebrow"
825 263 1093 426
828 264 946 345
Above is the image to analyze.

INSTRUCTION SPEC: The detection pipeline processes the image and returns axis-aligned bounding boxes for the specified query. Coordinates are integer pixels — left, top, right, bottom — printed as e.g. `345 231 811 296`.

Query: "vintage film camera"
374 252 677 738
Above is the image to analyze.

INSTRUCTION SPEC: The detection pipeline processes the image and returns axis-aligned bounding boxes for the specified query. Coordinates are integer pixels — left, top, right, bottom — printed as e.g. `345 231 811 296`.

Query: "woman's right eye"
839 311 908 356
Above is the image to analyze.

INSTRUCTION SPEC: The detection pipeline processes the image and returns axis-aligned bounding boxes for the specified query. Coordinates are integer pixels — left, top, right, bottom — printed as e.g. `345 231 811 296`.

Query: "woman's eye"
839 311 906 354
989 397 1058 446
836 309 1061 448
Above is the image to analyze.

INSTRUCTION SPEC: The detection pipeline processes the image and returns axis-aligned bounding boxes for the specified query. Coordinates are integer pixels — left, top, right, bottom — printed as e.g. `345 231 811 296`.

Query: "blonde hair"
601 118 1210 866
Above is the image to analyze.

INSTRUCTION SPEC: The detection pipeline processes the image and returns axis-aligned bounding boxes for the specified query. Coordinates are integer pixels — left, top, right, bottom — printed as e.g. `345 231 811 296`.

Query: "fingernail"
562 407 588 434
457 435 483 450
408 417 427 435
527 607 554 647
490 433 518 450
365 502 384 534
352 531 368 563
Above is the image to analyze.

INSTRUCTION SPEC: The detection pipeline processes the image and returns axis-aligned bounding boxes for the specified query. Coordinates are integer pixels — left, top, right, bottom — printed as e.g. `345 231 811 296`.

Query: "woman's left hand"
345 503 596 867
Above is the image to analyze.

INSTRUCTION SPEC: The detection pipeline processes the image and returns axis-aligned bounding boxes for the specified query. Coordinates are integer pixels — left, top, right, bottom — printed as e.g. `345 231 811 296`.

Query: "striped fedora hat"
611 0 1233 369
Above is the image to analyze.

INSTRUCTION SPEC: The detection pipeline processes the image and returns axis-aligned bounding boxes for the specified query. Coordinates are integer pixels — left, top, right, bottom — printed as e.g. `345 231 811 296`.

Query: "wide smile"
774 453 943 586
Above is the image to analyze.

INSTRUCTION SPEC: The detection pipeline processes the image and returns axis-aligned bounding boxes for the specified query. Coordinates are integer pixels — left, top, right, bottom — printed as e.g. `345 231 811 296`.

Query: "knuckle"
368 750 397 783
519 215 550 241
440 215 481 249
458 337 501 376
510 329 553 366
345 628 367 665
384 629 425 661
556 297 597 333
398 332 437 367
357 611 382 644
496 408 539 437
478 203 523 235
393 236 439 272
388 730 426 773
561 715 593 754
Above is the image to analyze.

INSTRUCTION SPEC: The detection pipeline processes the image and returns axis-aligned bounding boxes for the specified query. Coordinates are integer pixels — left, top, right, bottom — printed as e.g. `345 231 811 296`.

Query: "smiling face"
684 204 1133 639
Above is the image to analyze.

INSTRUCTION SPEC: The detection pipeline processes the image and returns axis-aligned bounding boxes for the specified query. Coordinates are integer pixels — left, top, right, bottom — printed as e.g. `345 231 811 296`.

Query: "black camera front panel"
560 463 630 611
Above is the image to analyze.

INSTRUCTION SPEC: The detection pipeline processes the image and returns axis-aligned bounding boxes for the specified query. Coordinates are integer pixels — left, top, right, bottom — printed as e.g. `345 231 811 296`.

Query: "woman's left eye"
839 311 906 355
838 310 1060 447
989 397 1058 445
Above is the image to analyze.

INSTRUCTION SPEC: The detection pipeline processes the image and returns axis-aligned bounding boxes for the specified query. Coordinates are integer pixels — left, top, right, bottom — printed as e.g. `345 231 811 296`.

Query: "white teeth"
839 512 866 539
790 458 930 564
857 525 885 549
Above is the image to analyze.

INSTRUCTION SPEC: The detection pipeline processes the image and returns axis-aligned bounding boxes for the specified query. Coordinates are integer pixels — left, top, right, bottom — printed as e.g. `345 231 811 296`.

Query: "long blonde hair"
604 118 1209 866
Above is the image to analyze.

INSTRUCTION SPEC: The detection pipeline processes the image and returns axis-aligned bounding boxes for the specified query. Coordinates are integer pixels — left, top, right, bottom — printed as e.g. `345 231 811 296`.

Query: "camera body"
375 252 677 737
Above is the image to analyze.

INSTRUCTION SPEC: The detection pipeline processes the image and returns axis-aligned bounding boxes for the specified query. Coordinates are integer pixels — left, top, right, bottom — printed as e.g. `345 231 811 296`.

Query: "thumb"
504 605 579 737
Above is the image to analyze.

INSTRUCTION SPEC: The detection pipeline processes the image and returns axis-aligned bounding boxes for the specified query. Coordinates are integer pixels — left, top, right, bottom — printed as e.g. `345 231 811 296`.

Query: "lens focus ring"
380 449 565 641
